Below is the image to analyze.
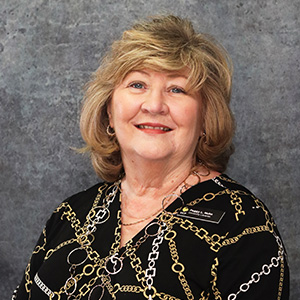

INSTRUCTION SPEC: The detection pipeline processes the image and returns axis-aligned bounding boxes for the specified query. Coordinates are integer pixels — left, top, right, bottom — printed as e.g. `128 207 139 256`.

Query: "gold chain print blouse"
13 175 289 300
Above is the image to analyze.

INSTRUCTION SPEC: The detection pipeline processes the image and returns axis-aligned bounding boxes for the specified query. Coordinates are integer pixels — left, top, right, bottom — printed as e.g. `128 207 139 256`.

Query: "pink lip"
135 122 173 134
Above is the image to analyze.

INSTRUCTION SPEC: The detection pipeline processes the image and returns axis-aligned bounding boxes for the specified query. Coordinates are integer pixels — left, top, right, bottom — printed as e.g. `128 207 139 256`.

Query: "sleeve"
13 227 47 299
208 206 289 299
13 201 67 300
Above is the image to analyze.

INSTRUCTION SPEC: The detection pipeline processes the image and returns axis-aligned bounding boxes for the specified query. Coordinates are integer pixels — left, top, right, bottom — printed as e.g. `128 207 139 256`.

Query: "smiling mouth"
137 125 172 132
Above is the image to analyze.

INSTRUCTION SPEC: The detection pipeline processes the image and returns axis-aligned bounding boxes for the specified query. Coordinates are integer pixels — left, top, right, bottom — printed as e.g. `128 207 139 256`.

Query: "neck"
118 159 218 246
121 157 193 199
120 163 191 231
119 152 219 219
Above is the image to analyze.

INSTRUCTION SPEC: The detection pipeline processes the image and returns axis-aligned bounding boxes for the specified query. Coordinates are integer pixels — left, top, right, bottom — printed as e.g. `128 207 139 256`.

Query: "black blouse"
14 175 289 299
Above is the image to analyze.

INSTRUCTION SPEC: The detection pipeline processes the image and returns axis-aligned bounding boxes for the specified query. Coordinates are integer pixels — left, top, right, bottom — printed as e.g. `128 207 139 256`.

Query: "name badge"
177 207 225 224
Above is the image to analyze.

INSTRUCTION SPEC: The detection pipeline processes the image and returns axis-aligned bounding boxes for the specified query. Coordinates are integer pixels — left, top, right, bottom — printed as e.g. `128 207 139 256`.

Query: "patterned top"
14 174 289 299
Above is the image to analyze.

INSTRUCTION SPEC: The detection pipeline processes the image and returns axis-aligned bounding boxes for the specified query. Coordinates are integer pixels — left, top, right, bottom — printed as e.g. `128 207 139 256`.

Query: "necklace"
120 171 201 226
60 180 168 300
120 193 175 226
89 189 169 300
60 170 204 299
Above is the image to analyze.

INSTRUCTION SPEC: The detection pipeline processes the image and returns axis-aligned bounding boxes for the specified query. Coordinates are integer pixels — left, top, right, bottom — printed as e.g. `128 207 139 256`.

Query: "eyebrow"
167 73 188 79
130 70 188 79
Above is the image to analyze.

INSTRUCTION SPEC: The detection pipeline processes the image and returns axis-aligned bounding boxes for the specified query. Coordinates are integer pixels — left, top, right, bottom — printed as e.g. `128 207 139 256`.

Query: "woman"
14 15 289 299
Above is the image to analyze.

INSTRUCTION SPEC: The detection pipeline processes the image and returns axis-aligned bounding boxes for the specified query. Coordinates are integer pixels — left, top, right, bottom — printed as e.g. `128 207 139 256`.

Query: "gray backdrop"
1 0 299 299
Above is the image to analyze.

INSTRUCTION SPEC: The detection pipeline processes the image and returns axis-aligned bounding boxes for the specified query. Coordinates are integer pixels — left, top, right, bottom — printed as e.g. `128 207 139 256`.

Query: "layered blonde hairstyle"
80 15 235 182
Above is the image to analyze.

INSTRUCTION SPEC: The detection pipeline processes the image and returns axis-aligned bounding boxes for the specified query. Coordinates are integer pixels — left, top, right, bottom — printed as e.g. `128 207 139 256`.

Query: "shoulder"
216 174 275 227
182 174 278 239
217 174 267 216
186 174 268 217
58 181 115 210
45 181 115 233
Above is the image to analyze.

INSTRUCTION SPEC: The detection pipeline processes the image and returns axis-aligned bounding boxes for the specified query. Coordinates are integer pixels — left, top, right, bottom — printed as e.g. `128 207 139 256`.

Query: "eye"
129 82 145 89
170 87 186 94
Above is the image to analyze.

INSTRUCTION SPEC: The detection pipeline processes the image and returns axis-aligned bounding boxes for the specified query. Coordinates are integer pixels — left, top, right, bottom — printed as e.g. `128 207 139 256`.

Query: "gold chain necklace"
120 193 174 226
120 171 202 226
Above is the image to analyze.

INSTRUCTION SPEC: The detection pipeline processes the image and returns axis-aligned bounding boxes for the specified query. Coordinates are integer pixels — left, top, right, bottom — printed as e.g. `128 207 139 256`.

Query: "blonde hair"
80 15 235 182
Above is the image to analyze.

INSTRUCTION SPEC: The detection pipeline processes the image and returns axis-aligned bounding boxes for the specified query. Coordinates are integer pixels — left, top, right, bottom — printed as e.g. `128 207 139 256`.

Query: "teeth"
138 125 170 131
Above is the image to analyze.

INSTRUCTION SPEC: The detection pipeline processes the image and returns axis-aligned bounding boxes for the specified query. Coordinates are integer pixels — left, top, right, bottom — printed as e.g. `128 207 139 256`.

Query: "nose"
141 89 169 115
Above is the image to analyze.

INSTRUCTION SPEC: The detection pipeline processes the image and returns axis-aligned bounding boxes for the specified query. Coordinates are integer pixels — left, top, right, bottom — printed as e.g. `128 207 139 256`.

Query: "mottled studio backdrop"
1 0 299 299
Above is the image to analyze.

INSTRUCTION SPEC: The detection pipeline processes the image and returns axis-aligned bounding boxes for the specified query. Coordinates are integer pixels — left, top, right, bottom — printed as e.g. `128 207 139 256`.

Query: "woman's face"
108 69 203 167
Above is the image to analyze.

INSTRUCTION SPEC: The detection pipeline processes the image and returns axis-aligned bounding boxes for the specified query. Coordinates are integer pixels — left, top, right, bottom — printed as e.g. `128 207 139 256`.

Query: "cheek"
182 104 202 131
114 104 133 122
110 94 126 122
111 98 140 127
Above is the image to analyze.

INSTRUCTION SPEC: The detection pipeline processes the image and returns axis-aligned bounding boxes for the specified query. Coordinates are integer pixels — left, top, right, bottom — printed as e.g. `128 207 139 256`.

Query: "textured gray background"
1 0 299 298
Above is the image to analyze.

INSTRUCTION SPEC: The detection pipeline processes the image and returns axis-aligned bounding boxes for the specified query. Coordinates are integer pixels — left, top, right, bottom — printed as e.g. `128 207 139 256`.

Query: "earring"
106 125 115 137
201 132 207 144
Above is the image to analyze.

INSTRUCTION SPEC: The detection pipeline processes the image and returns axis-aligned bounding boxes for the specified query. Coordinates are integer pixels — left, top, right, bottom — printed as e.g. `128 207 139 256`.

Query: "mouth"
136 125 172 132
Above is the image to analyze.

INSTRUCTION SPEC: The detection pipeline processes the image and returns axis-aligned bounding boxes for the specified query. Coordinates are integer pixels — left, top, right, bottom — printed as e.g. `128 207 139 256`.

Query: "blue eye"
171 87 186 94
130 82 144 89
